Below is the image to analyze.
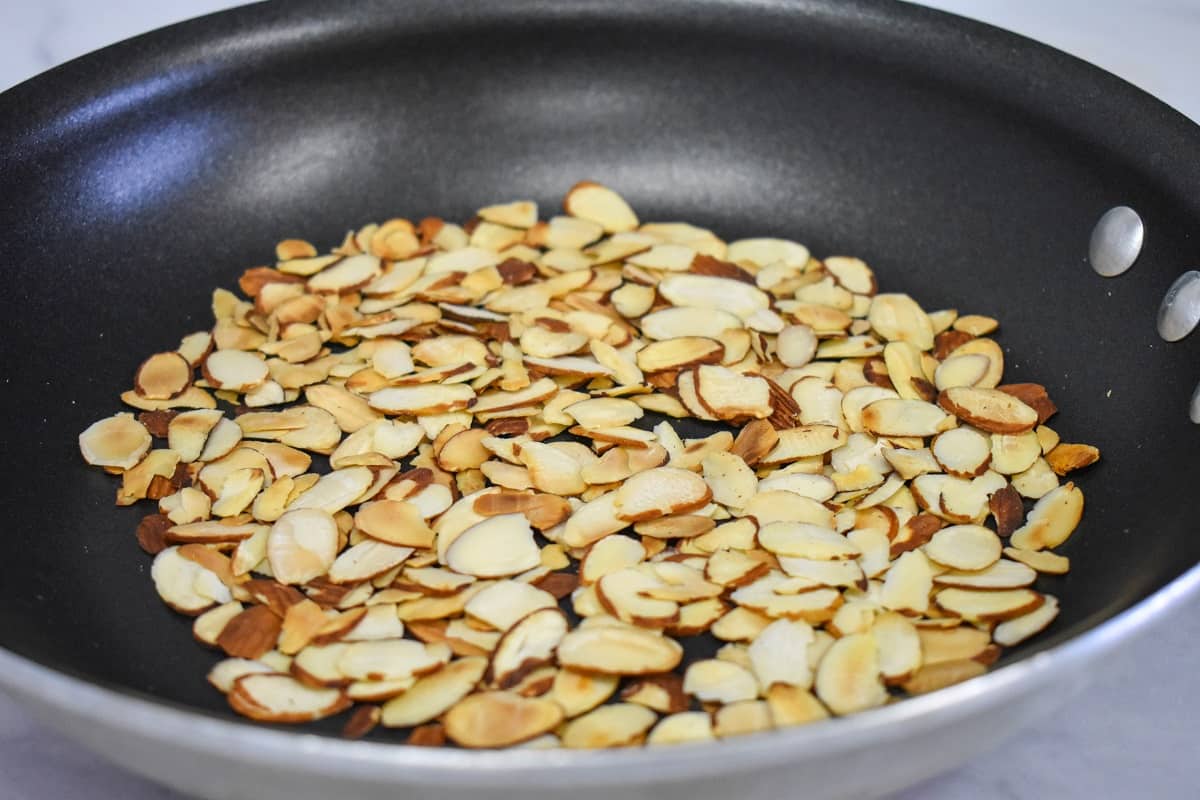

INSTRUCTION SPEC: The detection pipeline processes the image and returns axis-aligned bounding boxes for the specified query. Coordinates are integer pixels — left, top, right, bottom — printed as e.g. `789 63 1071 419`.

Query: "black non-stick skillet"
0 2 1196 798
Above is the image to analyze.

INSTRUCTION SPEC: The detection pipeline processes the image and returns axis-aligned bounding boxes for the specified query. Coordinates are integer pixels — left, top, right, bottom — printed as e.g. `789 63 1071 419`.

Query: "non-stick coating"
0 0 1197 739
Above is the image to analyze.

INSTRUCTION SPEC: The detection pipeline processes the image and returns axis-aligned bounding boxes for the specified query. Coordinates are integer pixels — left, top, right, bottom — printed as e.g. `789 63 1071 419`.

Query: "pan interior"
0 0 1197 737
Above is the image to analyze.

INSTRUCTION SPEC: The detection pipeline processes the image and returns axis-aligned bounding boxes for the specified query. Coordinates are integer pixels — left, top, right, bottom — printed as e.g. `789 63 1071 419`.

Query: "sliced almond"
79 413 152 470
935 587 1044 622
1003 546 1070 575
487 608 568 688
993 595 1060 646
557 624 682 675
814 632 887 715
647 712 717 745
445 514 541 578
561 703 657 749
228 674 350 722
923 524 1001 571
443 691 565 748
1009 482 1084 551
862 398 951 437
379 656 488 727
938 387 1038 434
267 508 339 585
614 467 712 523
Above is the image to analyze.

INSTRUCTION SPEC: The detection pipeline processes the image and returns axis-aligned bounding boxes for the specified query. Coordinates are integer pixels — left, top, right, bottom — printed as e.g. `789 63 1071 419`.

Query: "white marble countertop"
1 2 1197 799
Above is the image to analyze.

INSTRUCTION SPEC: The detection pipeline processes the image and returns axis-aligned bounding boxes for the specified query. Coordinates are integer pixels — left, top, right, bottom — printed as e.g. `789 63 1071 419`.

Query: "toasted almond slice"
901 659 987 695
79 413 152 470
934 353 990 391
561 702 657 749
379 656 488 727
443 691 565 748
766 684 829 727
683 659 759 703
935 587 1043 622
288 467 375 514
647 711 717 745
635 337 724 373
337 639 449 681
151 546 231 614
595 568 678 628
861 398 951 437
939 386 1038 434
1010 482 1083 551
1045 443 1100 476
930 428 991 478
993 594 1059 646
557 624 683 675
713 699 775 738
548 668 618 719
580 535 646 584
916 625 993 665
748 619 814 690
203 350 269 393
193 601 245 647
135 352 193 400
368 383 475 415
880 550 933 615
923 524 1001 571
814 632 887 715
729 419 779 467
613 467 712 523
1003 546 1070 574
757 522 859 560
267 508 339 585
353 500 435 548
216 605 283 659
563 181 638 233
563 398 643 429
487 608 569 688
478 200 537 229
871 611 921 684
229 674 350 723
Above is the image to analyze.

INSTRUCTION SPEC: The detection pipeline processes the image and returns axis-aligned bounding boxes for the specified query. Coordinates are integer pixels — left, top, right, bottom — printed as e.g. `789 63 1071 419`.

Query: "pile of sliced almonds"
78 181 1100 748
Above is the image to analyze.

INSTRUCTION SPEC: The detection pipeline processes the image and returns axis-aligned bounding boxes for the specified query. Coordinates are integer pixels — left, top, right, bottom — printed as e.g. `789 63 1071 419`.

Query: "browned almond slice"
487 608 569 688
561 702 657 749
747 619 814 689
193 601 244 647
938 387 1038 434
217 605 284 659
766 685 829 727
1045 443 1100 476
267 508 339 585
931 428 991 477
757 522 859 560
443 691 565 748
379 656 488 727
861 398 951 437
814 632 888 715
277 599 328 654
730 419 779 466
354 500 435 548
1003 546 1070 574
445 514 541 578
135 352 193 400
79 413 152 470
923 524 1002 571
564 181 639 233
683 659 759 703
993 594 1059 646
647 711 717 745
551 669 620 719
1009 482 1083 551
614 467 712 523
151 546 231 614
229 673 350 723
880 550 933 615
900 659 987 695
368 383 475 415
203 350 269 393
337 639 450 681
996 383 1058 423
557 624 683 675
935 587 1043 622
619 674 688 714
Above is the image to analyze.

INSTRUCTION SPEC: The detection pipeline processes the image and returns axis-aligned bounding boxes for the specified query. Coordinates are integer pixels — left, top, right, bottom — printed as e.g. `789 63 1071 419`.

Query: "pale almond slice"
487 608 569 688
564 181 638 233
931 428 991 477
814 632 887 715
563 398 643 429
444 514 540 578
880 550 933 615
208 658 276 693
990 431 1042 475
614 467 712 523
1003 546 1070 575
328 540 414 584
121 385 218 411
379 656 488 727
871 611 921 684
938 387 1038 434
713 700 774 738
371 340 415 380
203 350 269 393
923 524 1001 571
193 601 245 647
841 386 900 434
694 365 773 419
993 594 1060 646
757 522 859 560
933 557 1036 589
228 674 350 723
952 314 998 336
683 659 759 704
647 711 717 745
636 337 724 373
702 451 758 509
151 546 231 615
815 335 883 359
354 500 435 548
610 282 657 318
766 685 829 727
368 383 475 415
79 413 152 470
934 354 990 391
711 606 773 642
479 200 538 229
761 426 847 464
580 535 646 584
291 642 351 687
460 581 556 633
917 626 993 665
640 307 743 340
557 624 682 675
308 253 382 294
596 568 678 627
658 273 770 319
740 491 834 528
550 669 620 719
443 691 565 748
868 293 934 351
776 556 865 589
935 587 1044 622
178 330 214 367
522 354 612 378
288 467 375 514
267 508 339 585
1010 482 1083 550
135 352 193 400
748 619 814 690
561 703 657 749
861 398 951 437
337 639 450 681
1012 457 1060 499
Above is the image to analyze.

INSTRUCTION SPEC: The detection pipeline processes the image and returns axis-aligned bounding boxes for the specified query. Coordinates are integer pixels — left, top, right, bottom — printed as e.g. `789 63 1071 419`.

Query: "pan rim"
2 0 1200 776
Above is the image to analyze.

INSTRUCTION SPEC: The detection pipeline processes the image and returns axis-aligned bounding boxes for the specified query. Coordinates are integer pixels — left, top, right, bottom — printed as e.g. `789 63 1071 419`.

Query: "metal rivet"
1191 380 1200 425
1157 270 1200 342
1089 206 1143 277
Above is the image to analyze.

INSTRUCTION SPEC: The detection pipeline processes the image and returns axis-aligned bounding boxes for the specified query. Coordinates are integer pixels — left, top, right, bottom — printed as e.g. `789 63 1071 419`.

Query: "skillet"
0 1 1197 798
